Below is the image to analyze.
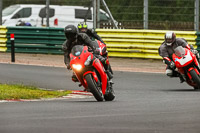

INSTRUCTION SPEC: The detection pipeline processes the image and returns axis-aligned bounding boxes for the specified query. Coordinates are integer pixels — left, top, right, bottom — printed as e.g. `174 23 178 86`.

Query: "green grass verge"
0 83 72 100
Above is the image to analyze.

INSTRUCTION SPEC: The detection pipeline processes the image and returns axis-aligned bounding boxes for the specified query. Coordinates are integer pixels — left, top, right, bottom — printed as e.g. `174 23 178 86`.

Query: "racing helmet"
77 22 88 33
165 31 176 46
64 25 78 41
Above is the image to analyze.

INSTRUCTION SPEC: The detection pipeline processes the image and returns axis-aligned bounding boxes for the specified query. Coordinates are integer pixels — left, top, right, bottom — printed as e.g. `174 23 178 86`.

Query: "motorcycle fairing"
70 45 108 95
92 58 107 95
174 49 193 67
172 47 200 88
97 40 107 55
83 71 98 83
187 67 200 80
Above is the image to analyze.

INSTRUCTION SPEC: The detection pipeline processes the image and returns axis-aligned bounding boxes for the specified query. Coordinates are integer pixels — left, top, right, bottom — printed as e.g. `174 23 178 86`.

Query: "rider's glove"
93 48 100 55
169 61 175 69
191 49 198 55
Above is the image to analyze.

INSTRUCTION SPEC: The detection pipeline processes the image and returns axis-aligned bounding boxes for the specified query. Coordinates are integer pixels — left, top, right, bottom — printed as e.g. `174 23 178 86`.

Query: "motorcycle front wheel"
189 69 200 90
85 74 104 101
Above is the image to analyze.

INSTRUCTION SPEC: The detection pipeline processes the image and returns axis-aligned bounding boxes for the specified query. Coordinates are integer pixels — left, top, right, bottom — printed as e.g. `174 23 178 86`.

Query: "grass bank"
0 84 71 100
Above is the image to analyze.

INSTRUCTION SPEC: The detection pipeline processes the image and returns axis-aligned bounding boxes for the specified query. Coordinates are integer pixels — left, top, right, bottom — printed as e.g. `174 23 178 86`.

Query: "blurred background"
0 0 199 31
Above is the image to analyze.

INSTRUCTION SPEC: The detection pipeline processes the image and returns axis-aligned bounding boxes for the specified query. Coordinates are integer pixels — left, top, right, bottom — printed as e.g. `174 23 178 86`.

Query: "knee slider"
166 69 173 76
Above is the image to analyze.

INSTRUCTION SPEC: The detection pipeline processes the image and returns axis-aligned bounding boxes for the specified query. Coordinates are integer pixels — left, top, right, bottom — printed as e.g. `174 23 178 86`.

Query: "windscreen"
174 46 185 57
3 5 20 17
71 45 84 56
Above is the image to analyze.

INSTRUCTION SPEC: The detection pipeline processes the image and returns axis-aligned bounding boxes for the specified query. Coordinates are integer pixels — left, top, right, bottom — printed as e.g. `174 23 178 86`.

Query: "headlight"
84 55 92 66
72 64 82 71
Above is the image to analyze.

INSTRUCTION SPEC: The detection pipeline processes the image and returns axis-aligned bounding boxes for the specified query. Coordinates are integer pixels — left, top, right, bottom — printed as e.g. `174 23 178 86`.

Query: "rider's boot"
72 73 79 82
179 76 185 83
174 71 185 83
106 70 113 79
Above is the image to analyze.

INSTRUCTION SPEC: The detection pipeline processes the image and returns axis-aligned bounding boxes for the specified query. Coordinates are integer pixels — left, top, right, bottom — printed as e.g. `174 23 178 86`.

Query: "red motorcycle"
69 43 115 101
172 46 200 90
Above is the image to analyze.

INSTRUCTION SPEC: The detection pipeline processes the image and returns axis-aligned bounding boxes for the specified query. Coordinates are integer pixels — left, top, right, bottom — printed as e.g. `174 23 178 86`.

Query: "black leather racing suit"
158 38 191 66
62 32 105 66
158 38 193 78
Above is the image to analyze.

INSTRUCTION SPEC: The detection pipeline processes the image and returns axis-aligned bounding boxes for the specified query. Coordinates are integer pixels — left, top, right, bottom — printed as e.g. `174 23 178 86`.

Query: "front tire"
85 74 104 101
190 69 200 90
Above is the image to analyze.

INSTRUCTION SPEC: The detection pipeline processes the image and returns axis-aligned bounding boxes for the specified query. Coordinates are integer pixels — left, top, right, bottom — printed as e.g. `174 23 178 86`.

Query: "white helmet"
165 31 176 46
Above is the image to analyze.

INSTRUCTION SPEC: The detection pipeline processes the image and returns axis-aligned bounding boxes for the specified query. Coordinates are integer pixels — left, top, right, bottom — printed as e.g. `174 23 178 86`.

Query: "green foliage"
104 0 143 21
2 0 196 23
0 83 71 100
148 0 194 22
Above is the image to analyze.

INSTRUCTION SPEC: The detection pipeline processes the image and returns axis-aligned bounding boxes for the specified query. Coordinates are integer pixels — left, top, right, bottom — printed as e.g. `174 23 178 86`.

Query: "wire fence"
1 0 199 31
103 0 196 31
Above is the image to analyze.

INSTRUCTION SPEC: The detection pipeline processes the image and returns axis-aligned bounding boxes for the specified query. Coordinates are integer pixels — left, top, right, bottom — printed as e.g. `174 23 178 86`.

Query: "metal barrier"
6 26 65 54
0 26 8 52
96 29 197 59
1 27 197 59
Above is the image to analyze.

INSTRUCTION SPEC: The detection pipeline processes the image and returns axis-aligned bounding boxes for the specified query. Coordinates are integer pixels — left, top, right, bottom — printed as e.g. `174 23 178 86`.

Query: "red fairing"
92 58 107 95
70 46 92 67
186 44 191 50
172 47 200 88
69 45 108 95
97 40 107 55
70 46 93 89
172 48 195 68
163 57 171 62
187 68 194 79
83 71 98 83
106 59 110 65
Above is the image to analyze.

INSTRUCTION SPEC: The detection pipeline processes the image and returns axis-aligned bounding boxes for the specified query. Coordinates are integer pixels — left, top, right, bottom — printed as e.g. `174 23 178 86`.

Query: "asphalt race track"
1 63 200 133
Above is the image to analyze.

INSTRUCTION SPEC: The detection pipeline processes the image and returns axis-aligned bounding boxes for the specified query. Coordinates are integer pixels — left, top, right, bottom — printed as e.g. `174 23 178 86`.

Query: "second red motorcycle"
172 46 200 90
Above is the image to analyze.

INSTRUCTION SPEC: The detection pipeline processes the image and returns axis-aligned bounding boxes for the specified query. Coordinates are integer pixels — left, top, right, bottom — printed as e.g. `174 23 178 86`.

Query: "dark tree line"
105 0 195 22
3 0 196 22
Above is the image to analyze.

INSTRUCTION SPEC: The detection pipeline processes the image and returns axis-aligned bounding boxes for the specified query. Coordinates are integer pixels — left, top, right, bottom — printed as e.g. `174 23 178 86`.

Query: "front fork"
187 67 200 80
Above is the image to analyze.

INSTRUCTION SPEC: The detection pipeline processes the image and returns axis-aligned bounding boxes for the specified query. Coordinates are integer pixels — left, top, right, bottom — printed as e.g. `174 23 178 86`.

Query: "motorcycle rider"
62 24 113 82
158 31 199 83
77 22 105 44
16 20 32 26
77 22 113 74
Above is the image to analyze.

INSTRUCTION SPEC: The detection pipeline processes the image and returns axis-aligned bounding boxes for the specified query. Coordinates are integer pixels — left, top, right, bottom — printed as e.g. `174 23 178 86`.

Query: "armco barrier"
6 26 65 54
2 27 197 59
96 29 197 59
0 26 8 52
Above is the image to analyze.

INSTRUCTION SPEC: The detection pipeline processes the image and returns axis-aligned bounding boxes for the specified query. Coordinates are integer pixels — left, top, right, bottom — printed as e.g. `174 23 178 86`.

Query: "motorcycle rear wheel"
190 69 200 90
85 74 104 101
